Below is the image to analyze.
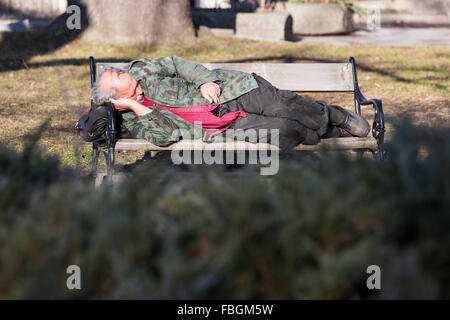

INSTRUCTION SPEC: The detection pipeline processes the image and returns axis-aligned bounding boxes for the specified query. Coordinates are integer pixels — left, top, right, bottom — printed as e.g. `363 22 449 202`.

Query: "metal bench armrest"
350 57 386 160
89 56 117 182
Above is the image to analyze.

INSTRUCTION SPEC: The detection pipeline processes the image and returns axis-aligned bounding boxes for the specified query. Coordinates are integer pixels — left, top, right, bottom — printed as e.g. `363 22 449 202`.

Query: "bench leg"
105 102 117 183
377 143 385 161
91 143 99 175
99 147 115 183
106 146 115 182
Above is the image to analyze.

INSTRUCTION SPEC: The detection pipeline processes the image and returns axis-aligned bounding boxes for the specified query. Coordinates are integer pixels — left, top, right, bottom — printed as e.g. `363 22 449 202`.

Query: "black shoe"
329 105 370 137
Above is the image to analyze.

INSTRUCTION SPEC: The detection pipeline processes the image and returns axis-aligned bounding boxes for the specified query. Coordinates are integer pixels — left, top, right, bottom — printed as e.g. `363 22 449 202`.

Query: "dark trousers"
216 74 331 150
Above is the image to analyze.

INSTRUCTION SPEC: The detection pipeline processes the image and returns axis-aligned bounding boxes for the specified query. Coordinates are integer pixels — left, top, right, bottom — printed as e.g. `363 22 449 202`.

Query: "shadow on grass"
0 0 88 72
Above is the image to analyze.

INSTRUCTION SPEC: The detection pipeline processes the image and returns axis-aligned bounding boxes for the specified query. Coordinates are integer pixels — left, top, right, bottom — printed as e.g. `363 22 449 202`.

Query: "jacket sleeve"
148 56 221 88
172 56 222 88
121 108 204 147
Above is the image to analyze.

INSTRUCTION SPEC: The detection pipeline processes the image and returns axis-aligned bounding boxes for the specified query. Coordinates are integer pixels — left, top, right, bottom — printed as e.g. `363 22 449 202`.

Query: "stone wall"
0 0 67 19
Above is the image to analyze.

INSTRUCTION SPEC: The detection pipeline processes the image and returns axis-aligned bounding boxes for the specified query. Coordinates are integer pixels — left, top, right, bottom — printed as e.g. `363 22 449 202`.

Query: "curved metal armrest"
106 102 117 138
350 57 385 160
356 95 386 161
105 102 117 180
359 98 385 136
89 56 117 181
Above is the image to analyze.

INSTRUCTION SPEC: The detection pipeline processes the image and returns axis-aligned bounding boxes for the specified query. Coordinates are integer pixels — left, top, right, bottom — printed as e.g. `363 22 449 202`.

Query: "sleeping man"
91 56 370 151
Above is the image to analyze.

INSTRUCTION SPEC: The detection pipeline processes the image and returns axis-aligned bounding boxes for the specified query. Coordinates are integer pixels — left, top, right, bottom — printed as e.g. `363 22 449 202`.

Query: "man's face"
100 71 144 103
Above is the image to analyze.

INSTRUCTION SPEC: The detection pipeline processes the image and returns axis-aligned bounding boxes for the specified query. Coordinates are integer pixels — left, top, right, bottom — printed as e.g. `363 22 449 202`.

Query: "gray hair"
91 66 129 105
91 83 118 105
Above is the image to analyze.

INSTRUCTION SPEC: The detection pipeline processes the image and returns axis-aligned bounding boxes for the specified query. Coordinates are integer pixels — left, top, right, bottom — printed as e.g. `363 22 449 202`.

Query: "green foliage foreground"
0 122 449 299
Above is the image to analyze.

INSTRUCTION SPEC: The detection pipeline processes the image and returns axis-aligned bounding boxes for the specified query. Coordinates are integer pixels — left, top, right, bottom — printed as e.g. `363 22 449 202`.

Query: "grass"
0 31 448 171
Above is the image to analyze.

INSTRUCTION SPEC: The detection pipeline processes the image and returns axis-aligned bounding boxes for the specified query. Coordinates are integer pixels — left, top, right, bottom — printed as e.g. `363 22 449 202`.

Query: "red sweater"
142 97 246 137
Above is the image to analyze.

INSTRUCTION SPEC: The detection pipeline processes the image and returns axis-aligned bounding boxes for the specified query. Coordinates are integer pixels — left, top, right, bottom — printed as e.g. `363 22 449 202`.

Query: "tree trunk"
78 0 195 45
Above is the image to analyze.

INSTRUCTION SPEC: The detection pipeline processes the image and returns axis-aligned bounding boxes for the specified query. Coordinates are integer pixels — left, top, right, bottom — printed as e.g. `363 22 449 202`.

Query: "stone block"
284 3 353 35
235 12 293 41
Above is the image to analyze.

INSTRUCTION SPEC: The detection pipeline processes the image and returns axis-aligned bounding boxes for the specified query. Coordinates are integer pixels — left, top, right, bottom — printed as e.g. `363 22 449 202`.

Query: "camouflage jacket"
121 56 258 146
121 108 219 147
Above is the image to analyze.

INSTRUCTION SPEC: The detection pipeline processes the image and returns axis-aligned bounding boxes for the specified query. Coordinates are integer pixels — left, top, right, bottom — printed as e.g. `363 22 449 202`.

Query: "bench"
88 56 385 180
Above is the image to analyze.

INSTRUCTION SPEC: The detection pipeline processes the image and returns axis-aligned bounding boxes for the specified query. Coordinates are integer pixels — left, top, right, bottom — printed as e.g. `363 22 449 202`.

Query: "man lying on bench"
91 56 370 151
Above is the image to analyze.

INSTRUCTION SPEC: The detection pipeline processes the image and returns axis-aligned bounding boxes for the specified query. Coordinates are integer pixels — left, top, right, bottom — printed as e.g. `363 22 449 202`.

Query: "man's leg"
226 113 319 150
218 73 330 136
218 73 369 139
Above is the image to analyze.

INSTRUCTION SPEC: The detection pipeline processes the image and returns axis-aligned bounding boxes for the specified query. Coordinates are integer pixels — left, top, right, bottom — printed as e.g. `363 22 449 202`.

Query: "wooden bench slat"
203 63 354 92
115 137 377 152
96 62 354 92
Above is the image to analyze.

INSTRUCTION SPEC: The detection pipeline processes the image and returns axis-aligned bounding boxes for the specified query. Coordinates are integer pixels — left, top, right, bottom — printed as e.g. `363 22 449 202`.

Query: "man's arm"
133 56 221 89
110 98 152 116
114 99 204 147
170 56 221 88
171 56 222 103
129 56 222 104
121 110 181 147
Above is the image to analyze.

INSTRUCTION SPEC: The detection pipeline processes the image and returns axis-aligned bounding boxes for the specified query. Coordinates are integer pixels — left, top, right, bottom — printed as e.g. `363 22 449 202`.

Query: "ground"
0 32 448 171
295 28 450 47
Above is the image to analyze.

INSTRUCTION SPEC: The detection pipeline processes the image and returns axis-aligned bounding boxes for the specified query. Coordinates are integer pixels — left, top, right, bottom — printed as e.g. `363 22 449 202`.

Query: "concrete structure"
0 0 67 19
277 3 353 35
235 12 293 41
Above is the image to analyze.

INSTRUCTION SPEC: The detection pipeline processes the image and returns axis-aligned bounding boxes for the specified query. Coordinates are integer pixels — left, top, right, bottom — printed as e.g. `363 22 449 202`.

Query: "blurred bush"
0 121 449 299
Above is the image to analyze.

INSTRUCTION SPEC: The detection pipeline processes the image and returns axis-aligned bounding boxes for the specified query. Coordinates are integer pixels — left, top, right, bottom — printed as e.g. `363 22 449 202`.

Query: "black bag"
76 102 133 145
75 104 109 144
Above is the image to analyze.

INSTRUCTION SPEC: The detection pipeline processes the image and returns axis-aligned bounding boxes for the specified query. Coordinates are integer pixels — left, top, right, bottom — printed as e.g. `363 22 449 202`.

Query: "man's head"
92 68 144 105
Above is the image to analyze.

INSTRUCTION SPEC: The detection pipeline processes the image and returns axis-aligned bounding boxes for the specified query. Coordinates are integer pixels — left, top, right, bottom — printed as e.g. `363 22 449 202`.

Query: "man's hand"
109 98 136 111
200 82 221 104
